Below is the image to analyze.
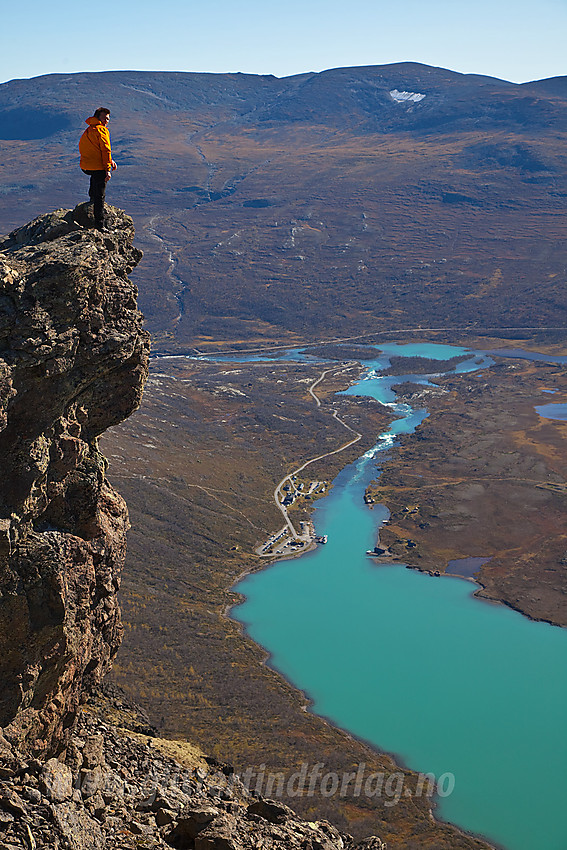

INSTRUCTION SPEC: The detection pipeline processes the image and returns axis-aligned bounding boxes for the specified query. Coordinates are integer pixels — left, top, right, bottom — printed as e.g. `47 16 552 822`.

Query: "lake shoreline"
107 335 566 849
227 340 567 850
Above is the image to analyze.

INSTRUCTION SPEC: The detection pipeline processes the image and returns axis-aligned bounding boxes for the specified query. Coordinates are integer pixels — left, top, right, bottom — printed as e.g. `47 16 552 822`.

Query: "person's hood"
85 117 102 126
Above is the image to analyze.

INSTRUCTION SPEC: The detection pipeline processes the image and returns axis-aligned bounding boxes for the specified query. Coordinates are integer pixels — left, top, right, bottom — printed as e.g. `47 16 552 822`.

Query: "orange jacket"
79 117 112 171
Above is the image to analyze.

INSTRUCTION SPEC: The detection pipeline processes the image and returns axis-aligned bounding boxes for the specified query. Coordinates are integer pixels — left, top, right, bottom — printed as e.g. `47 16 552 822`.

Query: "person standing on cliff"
79 107 117 231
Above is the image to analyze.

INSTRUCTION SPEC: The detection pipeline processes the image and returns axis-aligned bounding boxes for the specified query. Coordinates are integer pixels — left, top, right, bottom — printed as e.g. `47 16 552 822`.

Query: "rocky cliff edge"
0 204 150 756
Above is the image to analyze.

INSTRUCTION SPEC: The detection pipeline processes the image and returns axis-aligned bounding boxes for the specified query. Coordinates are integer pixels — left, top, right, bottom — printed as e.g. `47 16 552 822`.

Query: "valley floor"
101 332 566 848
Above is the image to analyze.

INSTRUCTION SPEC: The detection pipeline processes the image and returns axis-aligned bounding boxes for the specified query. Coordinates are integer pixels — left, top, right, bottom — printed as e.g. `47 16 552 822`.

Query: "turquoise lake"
231 342 567 850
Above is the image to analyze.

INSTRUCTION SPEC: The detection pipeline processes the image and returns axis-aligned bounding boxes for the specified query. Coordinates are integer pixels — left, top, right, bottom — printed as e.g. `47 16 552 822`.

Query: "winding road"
263 364 363 553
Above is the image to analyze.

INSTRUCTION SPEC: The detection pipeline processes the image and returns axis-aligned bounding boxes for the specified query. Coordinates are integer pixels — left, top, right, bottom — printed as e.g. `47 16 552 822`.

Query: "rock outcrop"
0 203 150 756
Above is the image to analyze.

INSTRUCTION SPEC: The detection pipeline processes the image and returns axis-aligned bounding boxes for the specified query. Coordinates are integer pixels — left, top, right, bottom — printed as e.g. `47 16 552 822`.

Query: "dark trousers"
82 169 107 226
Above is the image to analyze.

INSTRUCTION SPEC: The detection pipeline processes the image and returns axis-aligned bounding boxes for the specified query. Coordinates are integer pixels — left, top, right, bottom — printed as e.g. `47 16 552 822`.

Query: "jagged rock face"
0 204 150 756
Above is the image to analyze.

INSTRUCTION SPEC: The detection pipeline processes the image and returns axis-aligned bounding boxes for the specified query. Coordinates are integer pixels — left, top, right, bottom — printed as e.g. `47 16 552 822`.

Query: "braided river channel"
226 343 567 850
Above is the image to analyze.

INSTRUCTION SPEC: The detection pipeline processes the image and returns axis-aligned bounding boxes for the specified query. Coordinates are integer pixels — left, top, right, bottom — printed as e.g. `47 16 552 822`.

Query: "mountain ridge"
1 62 565 352
0 63 560 137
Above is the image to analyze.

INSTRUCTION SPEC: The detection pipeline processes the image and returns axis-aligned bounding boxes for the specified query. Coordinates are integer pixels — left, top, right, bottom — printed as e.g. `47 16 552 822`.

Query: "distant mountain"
1 64 566 349
521 75 567 99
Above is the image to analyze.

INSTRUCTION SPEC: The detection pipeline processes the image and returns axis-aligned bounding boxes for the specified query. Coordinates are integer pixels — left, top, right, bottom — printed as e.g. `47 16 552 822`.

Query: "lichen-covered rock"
0 204 150 756
40 758 73 803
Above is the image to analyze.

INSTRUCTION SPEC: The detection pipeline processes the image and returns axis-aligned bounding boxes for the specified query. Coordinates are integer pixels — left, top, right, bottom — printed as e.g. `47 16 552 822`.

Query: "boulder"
40 758 73 803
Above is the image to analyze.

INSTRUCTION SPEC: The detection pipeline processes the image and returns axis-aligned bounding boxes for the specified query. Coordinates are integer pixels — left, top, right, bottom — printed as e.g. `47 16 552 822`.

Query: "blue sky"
1 0 565 85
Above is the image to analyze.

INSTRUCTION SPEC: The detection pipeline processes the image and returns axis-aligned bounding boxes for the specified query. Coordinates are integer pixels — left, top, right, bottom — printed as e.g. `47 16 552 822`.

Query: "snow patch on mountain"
390 89 426 103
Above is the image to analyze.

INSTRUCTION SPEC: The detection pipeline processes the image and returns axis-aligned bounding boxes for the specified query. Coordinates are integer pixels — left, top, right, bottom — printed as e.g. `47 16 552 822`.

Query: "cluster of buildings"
281 477 326 508
256 478 331 557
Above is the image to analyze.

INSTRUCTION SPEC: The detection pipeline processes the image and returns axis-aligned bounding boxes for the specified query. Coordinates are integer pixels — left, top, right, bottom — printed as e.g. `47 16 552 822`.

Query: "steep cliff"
0 203 150 756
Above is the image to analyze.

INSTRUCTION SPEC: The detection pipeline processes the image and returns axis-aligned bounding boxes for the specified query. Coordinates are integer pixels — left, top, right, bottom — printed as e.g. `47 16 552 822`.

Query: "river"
226 342 567 850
